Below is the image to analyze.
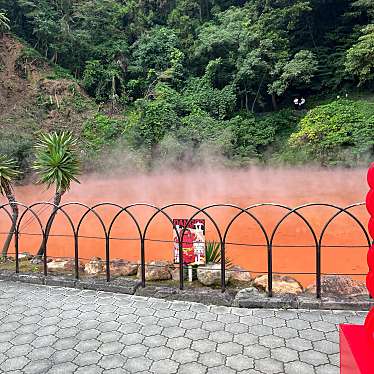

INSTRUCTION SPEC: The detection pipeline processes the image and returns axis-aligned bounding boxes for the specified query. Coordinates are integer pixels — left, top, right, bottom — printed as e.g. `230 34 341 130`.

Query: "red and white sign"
173 219 205 265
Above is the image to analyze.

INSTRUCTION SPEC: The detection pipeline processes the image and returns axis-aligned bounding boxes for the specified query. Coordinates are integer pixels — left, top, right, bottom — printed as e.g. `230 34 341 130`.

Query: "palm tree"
0 11 10 33
33 132 80 257
0 155 20 257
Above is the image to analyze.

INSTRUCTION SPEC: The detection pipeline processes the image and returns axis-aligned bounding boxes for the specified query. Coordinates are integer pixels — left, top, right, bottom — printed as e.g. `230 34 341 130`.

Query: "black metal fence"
0 202 371 298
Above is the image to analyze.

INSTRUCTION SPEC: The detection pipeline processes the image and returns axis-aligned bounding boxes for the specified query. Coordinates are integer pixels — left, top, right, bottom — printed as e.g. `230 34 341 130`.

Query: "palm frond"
0 12 10 31
33 131 80 192
0 155 20 196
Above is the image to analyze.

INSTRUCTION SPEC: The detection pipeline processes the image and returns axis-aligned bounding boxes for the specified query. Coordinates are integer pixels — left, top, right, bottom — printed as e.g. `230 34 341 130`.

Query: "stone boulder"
305 275 368 297
227 266 252 283
137 261 173 281
197 263 230 286
109 259 138 276
47 258 83 272
253 274 303 294
18 252 33 261
84 257 104 275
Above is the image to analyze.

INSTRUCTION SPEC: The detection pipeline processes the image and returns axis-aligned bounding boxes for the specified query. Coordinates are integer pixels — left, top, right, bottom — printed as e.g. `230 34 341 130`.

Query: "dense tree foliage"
1 0 373 168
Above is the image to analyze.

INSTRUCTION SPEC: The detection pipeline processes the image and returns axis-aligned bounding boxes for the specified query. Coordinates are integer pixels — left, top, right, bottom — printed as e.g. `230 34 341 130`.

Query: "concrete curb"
1 271 373 310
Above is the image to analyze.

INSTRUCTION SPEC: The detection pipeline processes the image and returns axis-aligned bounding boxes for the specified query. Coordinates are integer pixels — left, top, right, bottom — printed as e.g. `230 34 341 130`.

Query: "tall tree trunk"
36 189 63 257
271 93 278 111
1 182 18 257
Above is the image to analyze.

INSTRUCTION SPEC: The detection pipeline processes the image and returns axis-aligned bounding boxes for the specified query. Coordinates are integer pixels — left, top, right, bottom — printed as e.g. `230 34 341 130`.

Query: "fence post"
141 238 146 287
43 233 47 277
179 240 184 291
268 242 273 297
316 243 321 298
221 242 226 293
15 230 19 274
74 233 79 280
105 236 110 282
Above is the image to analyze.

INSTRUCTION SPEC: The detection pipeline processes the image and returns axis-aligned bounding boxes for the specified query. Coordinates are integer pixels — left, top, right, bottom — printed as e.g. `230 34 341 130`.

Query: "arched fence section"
0 201 370 299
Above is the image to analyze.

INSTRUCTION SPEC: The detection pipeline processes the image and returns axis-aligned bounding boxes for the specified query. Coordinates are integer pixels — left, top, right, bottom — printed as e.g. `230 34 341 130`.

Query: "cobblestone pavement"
0 281 368 374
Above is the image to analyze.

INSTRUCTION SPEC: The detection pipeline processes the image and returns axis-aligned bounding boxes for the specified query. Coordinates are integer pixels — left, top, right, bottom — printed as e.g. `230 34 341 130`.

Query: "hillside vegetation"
0 0 373 174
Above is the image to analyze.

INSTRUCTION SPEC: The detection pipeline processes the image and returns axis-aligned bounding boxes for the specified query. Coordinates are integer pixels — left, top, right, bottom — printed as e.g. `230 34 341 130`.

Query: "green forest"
0 0 374 173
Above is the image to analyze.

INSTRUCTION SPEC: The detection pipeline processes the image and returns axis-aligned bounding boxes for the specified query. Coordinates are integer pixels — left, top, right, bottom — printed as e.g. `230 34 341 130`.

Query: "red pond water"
0 167 370 288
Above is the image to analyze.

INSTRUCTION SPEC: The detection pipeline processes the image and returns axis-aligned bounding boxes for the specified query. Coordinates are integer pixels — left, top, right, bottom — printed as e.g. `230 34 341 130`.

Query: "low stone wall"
0 270 373 311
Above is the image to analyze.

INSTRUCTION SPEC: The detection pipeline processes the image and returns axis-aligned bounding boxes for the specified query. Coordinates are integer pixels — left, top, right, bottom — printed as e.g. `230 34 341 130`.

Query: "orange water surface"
0 166 370 287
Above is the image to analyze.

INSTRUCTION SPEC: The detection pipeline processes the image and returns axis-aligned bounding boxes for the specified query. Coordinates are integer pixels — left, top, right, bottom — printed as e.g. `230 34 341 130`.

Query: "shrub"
289 99 374 165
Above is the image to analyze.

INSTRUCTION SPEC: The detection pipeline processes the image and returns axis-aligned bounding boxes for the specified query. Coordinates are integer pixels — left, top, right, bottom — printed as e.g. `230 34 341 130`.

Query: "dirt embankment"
0 35 29 116
0 34 94 134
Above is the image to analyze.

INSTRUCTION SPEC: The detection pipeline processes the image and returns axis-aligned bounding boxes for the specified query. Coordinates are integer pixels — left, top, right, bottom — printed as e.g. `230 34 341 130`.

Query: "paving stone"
254 357 284 374
120 332 144 345
185 327 210 340
325 331 340 343
199 351 226 367
0 356 29 371
75 339 101 353
74 351 103 366
172 348 199 364
77 328 101 340
23 359 52 374
124 356 152 372
53 337 79 351
52 348 78 364
299 328 326 342
158 317 180 327
286 318 311 330
311 320 337 333
271 347 299 363
142 334 167 347
313 339 339 354
98 341 124 355
75 364 103 374
209 331 234 343
207 366 236 374
10 333 36 346
166 336 192 350
284 361 315 374
258 335 284 349
202 321 225 332
178 362 207 374
6 344 32 358
243 344 270 359
150 358 179 374
225 322 249 334
122 343 148 358
233 332 258 346
226 354 254 371
27 346 55 360
300 349 329 366
263 317 286 328
247 324 273 336
316 364 339 374
329 352 340 366
192 339 217 353
140 324 163 336
48 362 77 374
147 346 173 360
98 354 127 369
180 318 203 329
285 337 313 351
217 341 243 355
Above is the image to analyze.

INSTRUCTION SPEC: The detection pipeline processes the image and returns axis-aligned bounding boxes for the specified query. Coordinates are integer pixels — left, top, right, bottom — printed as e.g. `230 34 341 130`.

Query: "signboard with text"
173 219 205 265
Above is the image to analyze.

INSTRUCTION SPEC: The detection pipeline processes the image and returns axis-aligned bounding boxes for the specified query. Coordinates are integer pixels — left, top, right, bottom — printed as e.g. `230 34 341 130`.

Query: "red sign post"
340 163 374 373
